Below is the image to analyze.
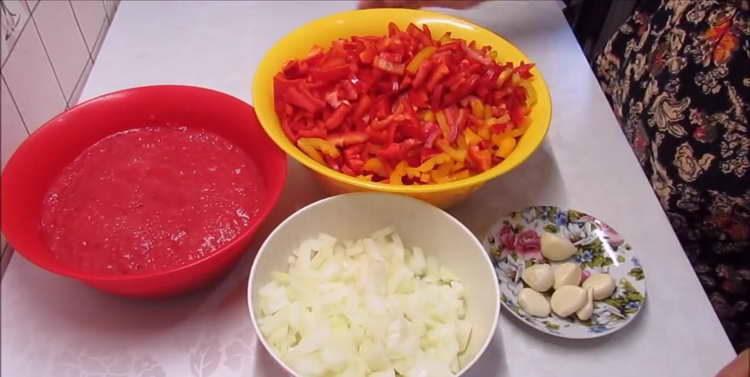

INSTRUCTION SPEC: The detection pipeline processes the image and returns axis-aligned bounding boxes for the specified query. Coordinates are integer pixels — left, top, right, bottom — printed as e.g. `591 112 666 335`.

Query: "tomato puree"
41 126 265 274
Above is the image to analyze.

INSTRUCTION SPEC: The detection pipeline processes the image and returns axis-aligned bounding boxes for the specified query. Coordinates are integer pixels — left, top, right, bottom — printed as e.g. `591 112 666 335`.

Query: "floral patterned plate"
483 206 647 339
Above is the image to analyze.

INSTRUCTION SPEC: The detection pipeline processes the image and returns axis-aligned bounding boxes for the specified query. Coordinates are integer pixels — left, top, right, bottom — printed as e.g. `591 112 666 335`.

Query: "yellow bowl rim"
253 8 552 194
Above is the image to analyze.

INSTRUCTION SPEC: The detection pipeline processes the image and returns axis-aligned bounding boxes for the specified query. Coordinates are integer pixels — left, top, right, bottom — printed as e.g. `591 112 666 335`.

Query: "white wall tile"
68 58 93 106
32 0 89 102
70 0 106 55
91 13 110 61
2 22 66 133
24 0 39 13
1 0 30 64
1 76 28 168
103 0 119 21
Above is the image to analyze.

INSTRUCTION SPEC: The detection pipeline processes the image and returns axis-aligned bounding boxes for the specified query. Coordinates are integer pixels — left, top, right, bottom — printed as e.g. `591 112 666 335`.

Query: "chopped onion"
257 228 471 377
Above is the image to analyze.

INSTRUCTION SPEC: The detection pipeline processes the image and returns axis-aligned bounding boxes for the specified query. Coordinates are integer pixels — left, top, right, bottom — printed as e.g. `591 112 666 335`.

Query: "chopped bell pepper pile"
274 22 537 184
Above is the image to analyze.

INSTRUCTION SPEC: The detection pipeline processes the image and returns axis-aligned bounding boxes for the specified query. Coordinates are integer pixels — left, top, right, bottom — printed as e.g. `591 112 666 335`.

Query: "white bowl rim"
247 192 500 377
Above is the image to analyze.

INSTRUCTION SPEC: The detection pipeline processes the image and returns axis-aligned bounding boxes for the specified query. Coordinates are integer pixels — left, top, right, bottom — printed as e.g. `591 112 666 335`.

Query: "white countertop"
1 1 736 376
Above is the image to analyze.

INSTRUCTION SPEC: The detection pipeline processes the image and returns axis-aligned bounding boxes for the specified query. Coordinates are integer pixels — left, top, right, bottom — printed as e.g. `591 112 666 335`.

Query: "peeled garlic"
518 288 551 317
550 285 587 317
582 273 616 300
576 288 594 321
522 264 554 292
553 262 582 289
541 232 577 261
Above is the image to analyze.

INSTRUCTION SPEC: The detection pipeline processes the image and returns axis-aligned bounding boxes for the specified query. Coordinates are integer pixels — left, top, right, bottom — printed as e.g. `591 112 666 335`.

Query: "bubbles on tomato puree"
40 126 265 275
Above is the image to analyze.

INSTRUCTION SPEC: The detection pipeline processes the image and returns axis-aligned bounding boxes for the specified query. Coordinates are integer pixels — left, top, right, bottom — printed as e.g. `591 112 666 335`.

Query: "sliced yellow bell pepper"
406 46 436 74
470 98 484 119
450 169 470 181
436 111 451 139
406 153 451 177
521 80 537 107
496 68 513 88
298 138 340 159
463 128 482 146
485 114 511 127
389 161 408 185
477 125 491 140
436 139 467 162
495 136 517 159
451 161 465 172
439 32 452 44
431 162 453 183
420 109 435 123
298 143 325 164
510 122 530 138
457 131 468 150
356 174 373 181
363 158 388 177
511 72 522 86
483 105 493 120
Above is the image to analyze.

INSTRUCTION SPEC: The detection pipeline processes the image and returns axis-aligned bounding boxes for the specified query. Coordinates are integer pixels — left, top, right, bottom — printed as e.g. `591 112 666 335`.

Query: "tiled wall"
1 0 119 167
0 0 119 271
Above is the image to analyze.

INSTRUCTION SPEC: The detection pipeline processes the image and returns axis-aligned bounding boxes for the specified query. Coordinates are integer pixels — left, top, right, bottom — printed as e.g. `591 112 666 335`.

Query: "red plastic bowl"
1 85 287 297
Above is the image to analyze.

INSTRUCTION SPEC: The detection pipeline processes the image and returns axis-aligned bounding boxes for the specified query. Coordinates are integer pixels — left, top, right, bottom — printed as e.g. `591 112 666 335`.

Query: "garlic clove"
553 262 582 289
541 232 577 261
576 287 594 321
522 264 554 292
518 288 551 317
582 273 616 300
550 285 587 317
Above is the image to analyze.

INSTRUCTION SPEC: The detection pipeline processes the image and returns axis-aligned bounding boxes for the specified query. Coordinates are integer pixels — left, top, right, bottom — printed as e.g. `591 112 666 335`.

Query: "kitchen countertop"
1 1 736 376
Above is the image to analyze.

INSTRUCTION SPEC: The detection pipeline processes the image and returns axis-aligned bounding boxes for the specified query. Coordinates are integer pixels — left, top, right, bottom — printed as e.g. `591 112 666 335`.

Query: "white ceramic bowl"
248 193 500 376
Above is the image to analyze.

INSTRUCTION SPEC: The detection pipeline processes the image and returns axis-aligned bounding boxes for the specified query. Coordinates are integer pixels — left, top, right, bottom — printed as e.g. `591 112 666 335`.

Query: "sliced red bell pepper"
443 106 460 142
514 62 535 79
411 60 434 88
281 119 297 141
285 86 325 113
388 22 401 37
423 122 440 148
325 91 344 109
455 108 467 133
310 64 351 82
509 105 526 126
425 63 450 92
297 127 327 138
408 88 429 108
359 43 377 64
327 131 369 147
352 95 372 121
407 23 432 48
461 42 492 65
282 60 308 79
431 83 444 110
372 95 391 119
400 120 425 140
468 145 492 172
421 24 432 40
324 103 352 130
378 142 402 162
338 80 358 100
373 55 405 75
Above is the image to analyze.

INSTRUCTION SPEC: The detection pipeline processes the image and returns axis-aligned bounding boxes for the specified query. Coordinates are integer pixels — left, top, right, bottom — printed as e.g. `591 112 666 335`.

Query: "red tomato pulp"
40 126 265 275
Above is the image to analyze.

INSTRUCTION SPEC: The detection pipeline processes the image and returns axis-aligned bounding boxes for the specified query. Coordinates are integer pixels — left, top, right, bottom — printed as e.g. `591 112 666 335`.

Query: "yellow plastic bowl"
253 8 551 208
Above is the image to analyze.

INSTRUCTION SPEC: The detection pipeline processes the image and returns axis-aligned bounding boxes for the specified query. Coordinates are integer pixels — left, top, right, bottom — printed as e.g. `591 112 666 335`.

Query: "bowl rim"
252 8 552 194
247 192 501 376
1 84 288 282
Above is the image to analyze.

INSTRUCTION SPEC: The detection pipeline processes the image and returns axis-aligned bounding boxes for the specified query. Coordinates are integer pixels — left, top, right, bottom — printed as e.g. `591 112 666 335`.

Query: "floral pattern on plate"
484 206 647 339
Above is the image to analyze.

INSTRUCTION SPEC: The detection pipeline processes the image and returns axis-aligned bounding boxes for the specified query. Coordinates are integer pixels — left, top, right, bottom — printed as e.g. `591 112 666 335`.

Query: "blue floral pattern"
484 206 648 339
